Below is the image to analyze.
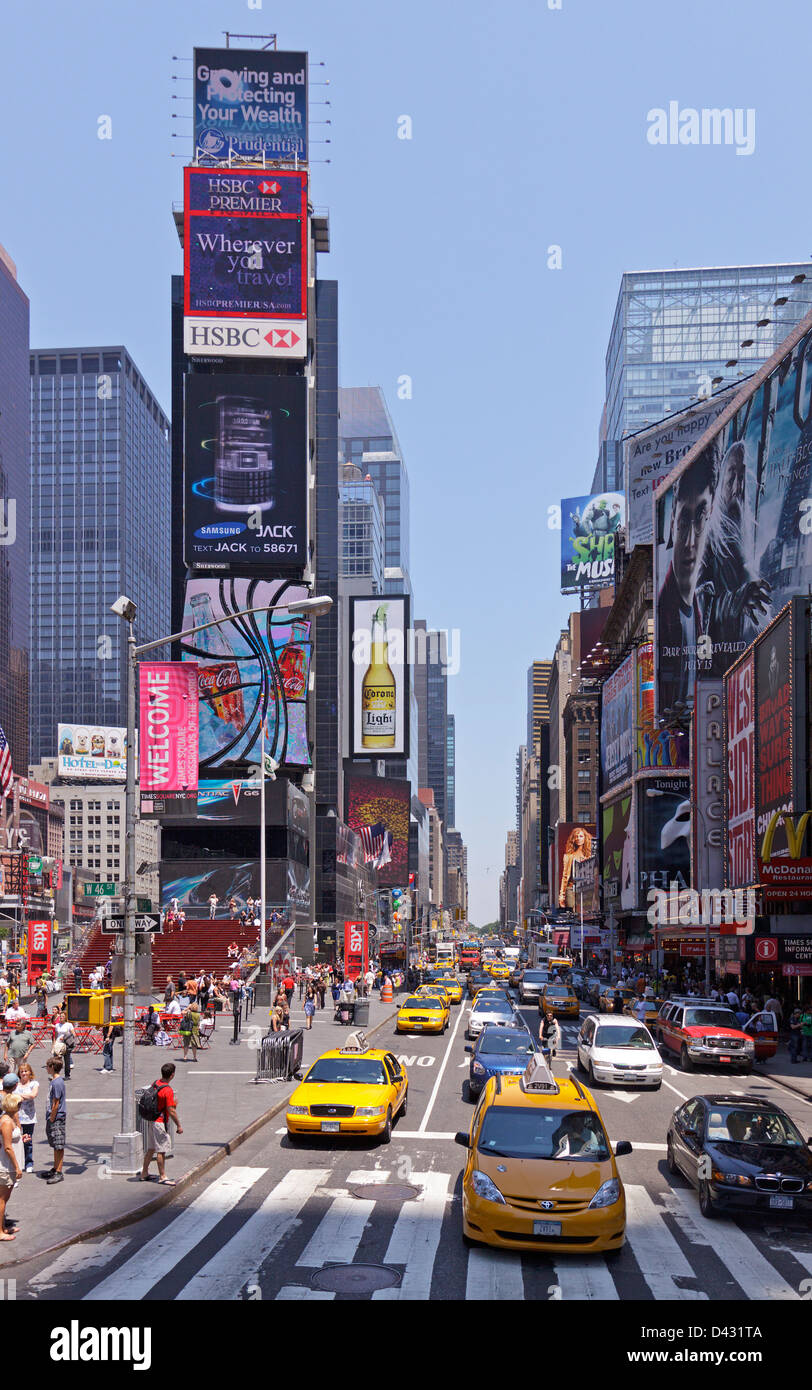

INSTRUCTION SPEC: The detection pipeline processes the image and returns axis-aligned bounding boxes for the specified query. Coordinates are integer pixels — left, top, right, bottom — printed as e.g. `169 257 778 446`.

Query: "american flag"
358 821 393 870
0 723 12 800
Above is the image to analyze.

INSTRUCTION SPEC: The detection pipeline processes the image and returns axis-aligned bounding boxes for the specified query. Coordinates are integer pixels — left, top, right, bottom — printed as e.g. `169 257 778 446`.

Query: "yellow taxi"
415 982 453 1007
456 1056 632 1253
396 993 450 1034
623 995 662 1027
487 961 512 982
286 1033 408 1145
539 984 580 1019
435 975 463 1004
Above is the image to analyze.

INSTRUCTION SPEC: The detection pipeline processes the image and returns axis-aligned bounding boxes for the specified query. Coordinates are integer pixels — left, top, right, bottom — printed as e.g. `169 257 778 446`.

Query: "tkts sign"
344 920 369 981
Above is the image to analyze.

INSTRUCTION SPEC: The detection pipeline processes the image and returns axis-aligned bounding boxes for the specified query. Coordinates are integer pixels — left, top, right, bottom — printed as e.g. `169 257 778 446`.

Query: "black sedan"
467 969 493 998
667 1095 812 1220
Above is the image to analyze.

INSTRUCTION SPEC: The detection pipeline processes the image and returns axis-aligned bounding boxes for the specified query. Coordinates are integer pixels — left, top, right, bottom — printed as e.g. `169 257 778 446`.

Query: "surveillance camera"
111 595 137 622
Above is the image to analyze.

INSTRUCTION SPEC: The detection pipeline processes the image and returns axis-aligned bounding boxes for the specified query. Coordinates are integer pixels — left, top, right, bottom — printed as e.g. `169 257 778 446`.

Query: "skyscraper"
595 262 812 489
29 347 170 762
339 467 385 590
446 713 455 830
338 386 410 591
0 244 29 773
426 633 448 828
527 660 552 755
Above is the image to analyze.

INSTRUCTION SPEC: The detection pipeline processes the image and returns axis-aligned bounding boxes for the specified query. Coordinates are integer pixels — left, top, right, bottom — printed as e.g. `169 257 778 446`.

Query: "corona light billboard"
349 596 410 759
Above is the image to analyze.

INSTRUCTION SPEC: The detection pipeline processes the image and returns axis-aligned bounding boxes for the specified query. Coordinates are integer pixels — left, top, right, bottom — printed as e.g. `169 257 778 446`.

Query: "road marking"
552 1259 620 1301
417 1001 467 1134
31 1237 129 1291
372 1172 451 1300
190 1071 257 1075
296 1195 375 1268
176 1168 330 1301
625 1142 667 1152
466 1247 525 1300
276 1284 334 1300
392 1130 456 1140
663 1079 689 1102
599 1090 638 1104
84 1167 266 1301
65 1098 119 1103
667 1187 801 1300
624 1184 707 1300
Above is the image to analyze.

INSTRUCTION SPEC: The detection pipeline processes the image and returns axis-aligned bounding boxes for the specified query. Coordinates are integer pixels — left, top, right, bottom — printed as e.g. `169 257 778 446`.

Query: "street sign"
27 856 42 875
136 898 153 912
101 913 162 935
84 882 117 898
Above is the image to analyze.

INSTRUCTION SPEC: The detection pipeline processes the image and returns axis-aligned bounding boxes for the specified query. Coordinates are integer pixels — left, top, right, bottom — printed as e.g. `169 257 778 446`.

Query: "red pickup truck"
653 999 776 1073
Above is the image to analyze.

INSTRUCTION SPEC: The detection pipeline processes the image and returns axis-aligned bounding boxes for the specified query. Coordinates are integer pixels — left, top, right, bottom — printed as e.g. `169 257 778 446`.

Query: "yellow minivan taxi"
396 993 450 1034
456 1058 631 1254
286 1034 408 1144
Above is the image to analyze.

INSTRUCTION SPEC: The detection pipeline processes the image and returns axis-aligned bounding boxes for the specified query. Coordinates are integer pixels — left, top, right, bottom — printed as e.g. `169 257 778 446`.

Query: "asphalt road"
11 989 812 1302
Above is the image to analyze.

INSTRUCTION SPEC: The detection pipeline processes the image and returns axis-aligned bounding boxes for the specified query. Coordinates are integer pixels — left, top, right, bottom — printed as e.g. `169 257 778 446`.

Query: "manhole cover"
311 1263 401 1294
349 1183 421 1202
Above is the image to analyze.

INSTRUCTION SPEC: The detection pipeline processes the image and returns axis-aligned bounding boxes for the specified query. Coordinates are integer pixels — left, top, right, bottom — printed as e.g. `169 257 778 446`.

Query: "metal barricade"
254 1027 304 1083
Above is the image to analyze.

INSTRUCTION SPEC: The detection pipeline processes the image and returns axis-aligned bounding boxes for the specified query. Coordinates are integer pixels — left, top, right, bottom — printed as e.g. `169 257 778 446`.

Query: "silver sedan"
466 996 521 1040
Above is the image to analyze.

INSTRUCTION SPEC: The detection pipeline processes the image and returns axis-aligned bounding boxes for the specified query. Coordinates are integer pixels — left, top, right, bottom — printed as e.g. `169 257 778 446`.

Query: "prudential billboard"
194 48 308 165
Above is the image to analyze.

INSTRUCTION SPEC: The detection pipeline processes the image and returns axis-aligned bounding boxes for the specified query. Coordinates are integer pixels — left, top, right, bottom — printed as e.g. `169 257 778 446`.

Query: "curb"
1 1006 398 1271
754 1065 812 1105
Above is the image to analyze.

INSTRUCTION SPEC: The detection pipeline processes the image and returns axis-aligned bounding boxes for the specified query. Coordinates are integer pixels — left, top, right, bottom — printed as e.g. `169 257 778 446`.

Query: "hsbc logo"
265 328 302 349
184 316 306 359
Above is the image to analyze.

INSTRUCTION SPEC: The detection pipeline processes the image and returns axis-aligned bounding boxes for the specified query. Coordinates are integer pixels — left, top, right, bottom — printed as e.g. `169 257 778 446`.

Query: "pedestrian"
180 999 200 1063
44 1056 67 1184
801 1005 812 1063
164 976 175 1007
15 1062 38 1173
228 897 238 920
764 992 783 1024
304 985 316 1030
788 1008 803 1063
4 1021 34 1071
317 972 327 1010
283 971 295 1007
269 1004 285 1034
73 963 83 993
100 1024 120 1073
274 988 291 1029
208 893 218 920
726 987 741 1010
364 965 375 996
54 1009 76 1081
139 1062 181 1185
0 1092 23 1238
143 1005 160 1045
177 970 187 993
540 1009 561 1057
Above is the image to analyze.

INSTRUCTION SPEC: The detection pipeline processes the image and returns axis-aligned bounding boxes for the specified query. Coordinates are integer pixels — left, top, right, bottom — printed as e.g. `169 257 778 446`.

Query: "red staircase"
72 918 264 989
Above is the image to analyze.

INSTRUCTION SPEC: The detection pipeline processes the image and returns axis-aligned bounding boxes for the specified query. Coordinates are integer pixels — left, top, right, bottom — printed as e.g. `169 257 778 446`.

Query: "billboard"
57 725 127 782
725 654 755 889
755 606 793 836
555 824 595 911
181 577 311 774
349 597 410 759
692 680 725 893
601 652 634 790
637 774 691 899
600 793 634 910
194 48 308 165
754 599 811 896
160 857 308 920
625 388 739 549
139 663 198 806
635 643 689 770
184 374 307 568
26 918 51 986
560 492 624 591
344 920 369 981
345 773 410 889
654 319 812 714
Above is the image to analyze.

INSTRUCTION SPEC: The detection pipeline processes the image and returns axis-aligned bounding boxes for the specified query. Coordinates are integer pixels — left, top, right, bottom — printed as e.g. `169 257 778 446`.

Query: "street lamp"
108 591 332 1174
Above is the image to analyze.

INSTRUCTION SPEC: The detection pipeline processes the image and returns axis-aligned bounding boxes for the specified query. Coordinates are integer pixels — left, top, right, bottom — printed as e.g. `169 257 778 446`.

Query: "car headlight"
471 1170 506 1204
711 1169 753 1186
588 1178 621 1209
356 1106 386 1117
472 1061 486 1075
287 1105 309 1116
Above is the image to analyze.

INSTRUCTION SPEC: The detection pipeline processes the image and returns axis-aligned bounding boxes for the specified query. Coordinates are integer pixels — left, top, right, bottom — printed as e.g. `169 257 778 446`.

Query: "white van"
576 1013 663 1089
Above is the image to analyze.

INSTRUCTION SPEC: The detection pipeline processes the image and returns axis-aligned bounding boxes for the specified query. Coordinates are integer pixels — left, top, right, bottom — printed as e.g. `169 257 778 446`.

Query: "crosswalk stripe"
276 1285 334 1300
83 1167 266 1301
552 1259 620 1301
31 1237 129 1291
624 1184 707 1300
465 1247 525 1300
372 1172 451 1300
296 1196 375 1268
666 1187 801 1300
176 1168 330 1301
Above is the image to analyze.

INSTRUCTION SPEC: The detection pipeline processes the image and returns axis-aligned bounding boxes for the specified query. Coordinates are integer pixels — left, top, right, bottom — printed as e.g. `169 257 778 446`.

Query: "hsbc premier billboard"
183 167 307 360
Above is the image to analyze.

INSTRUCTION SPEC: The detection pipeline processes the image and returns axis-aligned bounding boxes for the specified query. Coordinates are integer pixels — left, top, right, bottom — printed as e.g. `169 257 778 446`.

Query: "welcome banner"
139 663 199 803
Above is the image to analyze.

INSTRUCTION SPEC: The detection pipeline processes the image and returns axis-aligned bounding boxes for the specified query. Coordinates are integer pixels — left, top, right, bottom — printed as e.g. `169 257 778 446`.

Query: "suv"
517 968 549 1003
653 998 755 1074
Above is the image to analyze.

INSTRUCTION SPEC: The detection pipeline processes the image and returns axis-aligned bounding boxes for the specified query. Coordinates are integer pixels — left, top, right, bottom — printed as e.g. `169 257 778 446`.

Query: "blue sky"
4 0 811 923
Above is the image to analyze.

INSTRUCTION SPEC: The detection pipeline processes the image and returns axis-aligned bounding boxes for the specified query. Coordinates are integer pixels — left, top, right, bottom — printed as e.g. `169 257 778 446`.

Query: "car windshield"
480 1034 536 1057
478 1107 610 1161
707 1108 806 1146
405 996 443 1010
474 998 513 1014
305 1059 387 1085
523 971 547 983
595 1025 654 1049
544 987 573 999
684 1008 740 1028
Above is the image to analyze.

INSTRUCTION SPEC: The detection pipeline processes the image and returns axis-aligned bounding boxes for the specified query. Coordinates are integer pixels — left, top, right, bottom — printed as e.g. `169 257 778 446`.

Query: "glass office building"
29 348 170 762
446 713 455 830
338 386 411 591
0 246 30 772
339 473 385 588
595 262 812 489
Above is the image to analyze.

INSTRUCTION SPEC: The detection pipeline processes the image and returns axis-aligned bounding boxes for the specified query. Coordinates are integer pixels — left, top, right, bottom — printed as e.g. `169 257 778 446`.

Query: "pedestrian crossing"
19 1161 809 1302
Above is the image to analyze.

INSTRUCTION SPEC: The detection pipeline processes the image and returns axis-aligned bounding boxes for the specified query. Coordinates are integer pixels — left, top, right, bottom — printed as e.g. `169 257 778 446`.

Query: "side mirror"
464 1045 472 1053
454 1131 471 1148
614 1141 633 1158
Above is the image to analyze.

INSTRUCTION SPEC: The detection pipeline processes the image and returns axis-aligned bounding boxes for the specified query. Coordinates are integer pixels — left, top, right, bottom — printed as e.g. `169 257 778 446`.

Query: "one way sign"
101 914 162 935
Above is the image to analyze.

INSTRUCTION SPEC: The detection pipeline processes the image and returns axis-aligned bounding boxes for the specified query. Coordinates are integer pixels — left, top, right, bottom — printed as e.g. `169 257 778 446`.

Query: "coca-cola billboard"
182 577 312 777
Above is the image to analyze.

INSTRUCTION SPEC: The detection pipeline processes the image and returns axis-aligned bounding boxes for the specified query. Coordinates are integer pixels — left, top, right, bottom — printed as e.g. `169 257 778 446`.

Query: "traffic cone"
381 978 393 1003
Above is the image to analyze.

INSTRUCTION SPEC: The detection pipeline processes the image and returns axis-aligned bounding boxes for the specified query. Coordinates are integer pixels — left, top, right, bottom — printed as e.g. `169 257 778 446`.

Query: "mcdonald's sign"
758 811 812 898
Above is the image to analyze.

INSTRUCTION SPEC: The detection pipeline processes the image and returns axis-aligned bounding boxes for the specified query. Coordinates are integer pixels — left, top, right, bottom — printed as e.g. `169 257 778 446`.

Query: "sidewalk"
757 1047 812 1102
0 990 397 1269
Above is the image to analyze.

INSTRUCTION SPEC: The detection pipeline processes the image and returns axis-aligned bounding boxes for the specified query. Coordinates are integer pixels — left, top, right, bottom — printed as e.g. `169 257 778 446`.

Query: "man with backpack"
139 1062 182 1185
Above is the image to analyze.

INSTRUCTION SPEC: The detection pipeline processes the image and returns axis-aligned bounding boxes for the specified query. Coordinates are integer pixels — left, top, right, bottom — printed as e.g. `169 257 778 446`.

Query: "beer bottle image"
361 604 396 749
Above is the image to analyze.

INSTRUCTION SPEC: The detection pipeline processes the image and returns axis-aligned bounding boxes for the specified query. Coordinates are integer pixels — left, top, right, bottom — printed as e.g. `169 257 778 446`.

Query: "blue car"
465 1025 538 1100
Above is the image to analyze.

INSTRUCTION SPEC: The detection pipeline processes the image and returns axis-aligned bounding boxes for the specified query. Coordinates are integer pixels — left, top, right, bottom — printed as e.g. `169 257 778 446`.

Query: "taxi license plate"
412 1023 423 1029
320 1121 340 1133
533 1220 561 1236
770 1194 794 1210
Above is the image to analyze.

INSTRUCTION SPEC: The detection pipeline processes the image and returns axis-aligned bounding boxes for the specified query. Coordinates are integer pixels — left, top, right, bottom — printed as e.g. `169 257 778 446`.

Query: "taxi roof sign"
339 1030 370 1054
520 1054 559 1095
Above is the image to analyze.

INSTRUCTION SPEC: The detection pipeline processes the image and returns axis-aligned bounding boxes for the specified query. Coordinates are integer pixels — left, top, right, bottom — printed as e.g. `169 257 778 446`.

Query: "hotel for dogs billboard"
184 374 307 568
183 166 307 359
194 48 308 164
600 652 634 791
654 315 812 716
561 493 624 591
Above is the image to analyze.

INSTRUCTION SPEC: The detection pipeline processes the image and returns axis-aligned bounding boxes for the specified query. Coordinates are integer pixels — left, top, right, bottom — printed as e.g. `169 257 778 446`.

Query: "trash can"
353 999 370 1028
